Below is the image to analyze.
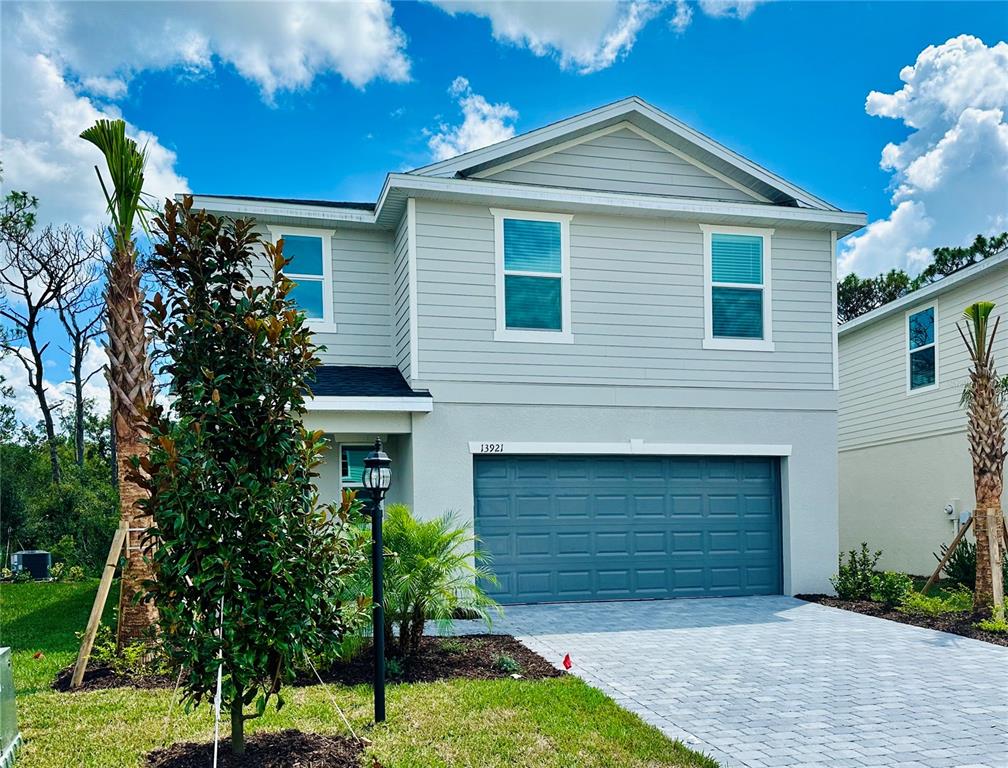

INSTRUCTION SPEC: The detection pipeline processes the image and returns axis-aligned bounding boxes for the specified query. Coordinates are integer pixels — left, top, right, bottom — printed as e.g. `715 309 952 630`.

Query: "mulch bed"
796 594 1008 647
146 730 368 768
52 663 177 692
302 633 564 686
54 634 561 693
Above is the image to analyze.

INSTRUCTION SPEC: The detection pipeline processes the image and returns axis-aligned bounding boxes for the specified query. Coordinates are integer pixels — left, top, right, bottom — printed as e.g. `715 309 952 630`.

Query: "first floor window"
702 225 774 351
908 306 936 390
493 210 572 341
341 445 371 487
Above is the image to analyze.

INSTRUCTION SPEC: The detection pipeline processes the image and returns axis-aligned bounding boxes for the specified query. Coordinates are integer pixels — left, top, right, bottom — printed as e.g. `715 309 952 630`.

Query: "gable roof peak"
411 96 839 211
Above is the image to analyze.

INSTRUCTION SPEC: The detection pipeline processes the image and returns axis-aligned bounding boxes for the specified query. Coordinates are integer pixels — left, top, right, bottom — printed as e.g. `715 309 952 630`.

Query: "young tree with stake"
138 199 368 755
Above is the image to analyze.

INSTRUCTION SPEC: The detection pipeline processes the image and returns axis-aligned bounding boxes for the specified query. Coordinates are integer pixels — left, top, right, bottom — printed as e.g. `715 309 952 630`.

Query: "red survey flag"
562 653 572 670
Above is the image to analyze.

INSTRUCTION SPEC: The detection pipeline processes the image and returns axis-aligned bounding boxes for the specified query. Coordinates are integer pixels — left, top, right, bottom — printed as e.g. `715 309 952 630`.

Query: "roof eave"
838 248 1008 336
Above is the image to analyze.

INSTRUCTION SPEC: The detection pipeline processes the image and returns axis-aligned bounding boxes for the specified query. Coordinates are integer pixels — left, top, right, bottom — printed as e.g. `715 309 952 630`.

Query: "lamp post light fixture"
362 437 392 723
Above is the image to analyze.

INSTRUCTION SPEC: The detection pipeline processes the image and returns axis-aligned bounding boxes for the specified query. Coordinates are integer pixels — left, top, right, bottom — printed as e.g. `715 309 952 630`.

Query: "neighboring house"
193 97 865 602
838 250 1008 574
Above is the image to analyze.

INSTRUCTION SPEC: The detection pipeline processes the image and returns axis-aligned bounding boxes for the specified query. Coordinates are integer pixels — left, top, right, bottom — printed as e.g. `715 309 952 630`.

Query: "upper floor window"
700 225 774 352
267 225 334 329
491 209 573 343
907 306 937 391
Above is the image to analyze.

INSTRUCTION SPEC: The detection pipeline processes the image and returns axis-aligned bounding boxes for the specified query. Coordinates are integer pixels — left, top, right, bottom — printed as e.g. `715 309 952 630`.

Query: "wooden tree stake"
71 522 128 688
988 508 1005 621
922 515 973 595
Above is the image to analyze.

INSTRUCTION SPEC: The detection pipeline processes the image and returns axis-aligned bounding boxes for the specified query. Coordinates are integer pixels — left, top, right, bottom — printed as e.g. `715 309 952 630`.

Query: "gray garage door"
474 455 782 604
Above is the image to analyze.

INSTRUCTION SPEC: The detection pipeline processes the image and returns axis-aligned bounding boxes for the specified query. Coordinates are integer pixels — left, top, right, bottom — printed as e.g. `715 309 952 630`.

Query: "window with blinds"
499 216 567 334
710 232 766 341
491 210 572 338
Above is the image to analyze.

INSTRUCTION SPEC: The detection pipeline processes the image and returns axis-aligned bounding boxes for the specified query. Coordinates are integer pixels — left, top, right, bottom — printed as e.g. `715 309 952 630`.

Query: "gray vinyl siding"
484 127 758 203
392 213 411 378
248 221 394 367
315 227 392 366
838 265 1008 451
413 199 834 389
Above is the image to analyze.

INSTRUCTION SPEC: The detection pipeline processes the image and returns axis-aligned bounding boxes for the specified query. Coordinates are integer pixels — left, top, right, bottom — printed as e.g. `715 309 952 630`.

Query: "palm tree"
80 119 157 645
958 301 1006 619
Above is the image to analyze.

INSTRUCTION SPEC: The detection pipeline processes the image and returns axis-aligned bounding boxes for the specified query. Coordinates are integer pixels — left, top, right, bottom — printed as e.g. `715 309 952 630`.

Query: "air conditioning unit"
0 648 20 768
10 551 50 580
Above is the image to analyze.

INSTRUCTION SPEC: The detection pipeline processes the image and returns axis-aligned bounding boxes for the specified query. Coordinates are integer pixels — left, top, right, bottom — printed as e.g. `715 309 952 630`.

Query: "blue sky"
121 1 1001 218
1 1 1007 423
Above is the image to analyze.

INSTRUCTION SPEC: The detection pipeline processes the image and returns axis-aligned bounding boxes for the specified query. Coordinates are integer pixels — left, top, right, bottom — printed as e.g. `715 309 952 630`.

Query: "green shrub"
66 565 86 582
439 639 466 655
363 504 501 659
873 571 913 608
975 617 1008 634
12 569 31 583
899 587 974 616
831 543 882 600
493 653 521 674
385 657 403 678
49 562 66 581
83 624 167 677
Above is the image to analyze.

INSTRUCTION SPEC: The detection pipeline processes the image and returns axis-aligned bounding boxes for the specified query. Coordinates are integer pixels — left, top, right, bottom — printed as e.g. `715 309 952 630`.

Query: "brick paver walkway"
453 596 1007 768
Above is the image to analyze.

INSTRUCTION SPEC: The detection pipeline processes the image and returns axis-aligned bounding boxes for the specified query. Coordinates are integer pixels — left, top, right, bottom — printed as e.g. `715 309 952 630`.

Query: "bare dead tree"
1 196 62 483
54 229 105 467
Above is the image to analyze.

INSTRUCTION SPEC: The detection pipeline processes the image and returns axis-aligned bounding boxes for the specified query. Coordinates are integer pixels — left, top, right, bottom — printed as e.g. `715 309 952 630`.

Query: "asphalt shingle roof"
310 365 430 398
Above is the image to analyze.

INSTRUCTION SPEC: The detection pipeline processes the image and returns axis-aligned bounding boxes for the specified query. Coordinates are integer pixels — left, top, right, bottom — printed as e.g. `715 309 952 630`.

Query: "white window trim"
266 224 337 333
699 223 775 352
339 442 372 490
491 208 574 344
905 304 939 394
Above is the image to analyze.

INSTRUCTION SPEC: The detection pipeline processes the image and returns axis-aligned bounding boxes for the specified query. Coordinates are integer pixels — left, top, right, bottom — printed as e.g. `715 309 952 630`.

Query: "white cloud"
428 78 518 161
7 0 410 101
1 0 412 229
671 1 694 33
840 35 1008 277
0 48 190 232
696 1 764 20
431 1 765 66
431 0 667 73
1 342 110 428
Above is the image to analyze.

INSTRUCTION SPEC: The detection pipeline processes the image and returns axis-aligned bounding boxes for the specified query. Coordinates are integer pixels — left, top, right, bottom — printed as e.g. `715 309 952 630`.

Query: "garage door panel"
474 455 782 603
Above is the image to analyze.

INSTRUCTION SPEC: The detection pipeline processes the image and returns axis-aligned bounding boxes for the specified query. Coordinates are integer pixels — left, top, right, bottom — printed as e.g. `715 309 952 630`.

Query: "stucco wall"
838 430 994 574
402 401 838 595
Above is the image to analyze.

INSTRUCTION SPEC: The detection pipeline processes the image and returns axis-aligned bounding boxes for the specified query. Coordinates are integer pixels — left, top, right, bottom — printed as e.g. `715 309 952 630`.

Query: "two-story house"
193 97 866 601
839 250 1008 574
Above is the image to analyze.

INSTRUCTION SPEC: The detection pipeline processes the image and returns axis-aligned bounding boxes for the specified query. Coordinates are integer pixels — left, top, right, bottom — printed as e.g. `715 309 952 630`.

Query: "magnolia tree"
136 198 369 754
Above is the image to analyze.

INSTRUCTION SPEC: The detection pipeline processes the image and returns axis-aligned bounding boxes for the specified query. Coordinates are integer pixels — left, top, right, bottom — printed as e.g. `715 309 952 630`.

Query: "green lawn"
1 581 718 768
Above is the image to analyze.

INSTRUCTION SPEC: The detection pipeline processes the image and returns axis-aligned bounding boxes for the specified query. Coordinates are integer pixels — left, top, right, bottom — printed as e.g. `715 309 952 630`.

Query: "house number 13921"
479 443 504 453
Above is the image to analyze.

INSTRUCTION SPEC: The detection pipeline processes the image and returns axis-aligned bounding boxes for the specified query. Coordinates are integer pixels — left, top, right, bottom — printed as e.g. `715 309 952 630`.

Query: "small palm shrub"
934 538 1008 590
368 504 500 659
831 543 882 600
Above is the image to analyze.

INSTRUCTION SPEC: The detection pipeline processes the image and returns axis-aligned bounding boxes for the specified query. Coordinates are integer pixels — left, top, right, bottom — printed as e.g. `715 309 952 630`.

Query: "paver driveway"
454 596 1007 768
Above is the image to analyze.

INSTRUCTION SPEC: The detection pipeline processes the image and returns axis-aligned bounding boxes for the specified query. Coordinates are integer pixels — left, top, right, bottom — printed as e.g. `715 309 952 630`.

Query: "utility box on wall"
0 648 20 768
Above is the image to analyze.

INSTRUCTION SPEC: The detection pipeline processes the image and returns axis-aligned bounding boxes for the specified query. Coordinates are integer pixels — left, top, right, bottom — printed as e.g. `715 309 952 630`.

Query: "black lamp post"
362 437 392 723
